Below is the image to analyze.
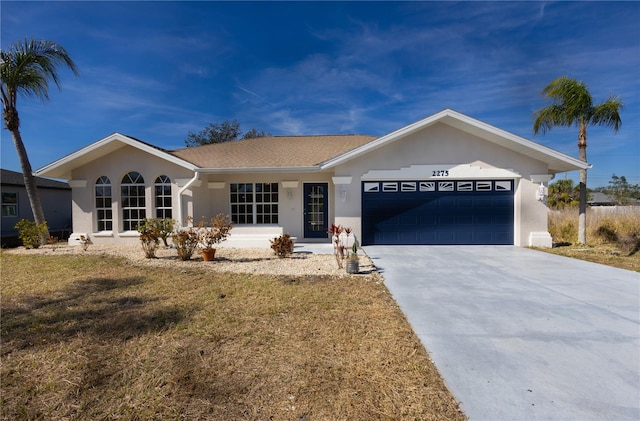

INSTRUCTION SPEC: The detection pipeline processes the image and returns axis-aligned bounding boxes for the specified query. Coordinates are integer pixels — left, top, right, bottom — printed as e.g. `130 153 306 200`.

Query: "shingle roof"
1 169 70 189
169 135 377 169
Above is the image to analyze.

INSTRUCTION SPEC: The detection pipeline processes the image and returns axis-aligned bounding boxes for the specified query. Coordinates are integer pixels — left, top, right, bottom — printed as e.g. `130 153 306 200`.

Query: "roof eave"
198 166 321 174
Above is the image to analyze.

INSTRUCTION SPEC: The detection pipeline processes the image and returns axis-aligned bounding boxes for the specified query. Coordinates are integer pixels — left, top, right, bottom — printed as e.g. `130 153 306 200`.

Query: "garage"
362 179 514 245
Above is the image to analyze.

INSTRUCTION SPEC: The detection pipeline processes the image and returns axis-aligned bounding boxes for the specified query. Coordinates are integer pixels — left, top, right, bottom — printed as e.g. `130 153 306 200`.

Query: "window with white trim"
121 172 146 231
401 182 416 192
1 192 17 217
420 181 435 192
364 182 380 192
95 176 112 231
476 181 492 191
495 181 512 191
154 175 172 219
255 182 278 224
230 182 278 224
382 182 398 192
457 181 473 191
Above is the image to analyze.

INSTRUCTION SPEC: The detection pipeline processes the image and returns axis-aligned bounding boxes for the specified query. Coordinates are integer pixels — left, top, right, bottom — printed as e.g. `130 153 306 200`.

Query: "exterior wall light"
281 181 299 200
332 176 353 202
530 174 553 203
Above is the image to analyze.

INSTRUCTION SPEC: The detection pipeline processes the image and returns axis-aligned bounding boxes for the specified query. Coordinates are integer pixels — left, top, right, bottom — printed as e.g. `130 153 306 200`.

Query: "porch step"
219 226 286 249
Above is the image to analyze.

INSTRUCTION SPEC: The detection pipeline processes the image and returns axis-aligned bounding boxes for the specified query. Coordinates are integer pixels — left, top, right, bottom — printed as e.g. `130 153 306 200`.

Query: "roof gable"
35 133 197 179
321 109 589 174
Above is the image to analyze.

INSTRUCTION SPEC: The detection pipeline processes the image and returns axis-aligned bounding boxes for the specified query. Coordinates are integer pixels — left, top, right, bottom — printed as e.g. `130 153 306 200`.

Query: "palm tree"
1 38 79 240
533 76 622 244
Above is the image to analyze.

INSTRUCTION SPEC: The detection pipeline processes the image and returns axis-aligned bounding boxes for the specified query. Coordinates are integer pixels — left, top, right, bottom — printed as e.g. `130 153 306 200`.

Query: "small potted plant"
196 214 233 261
328 224 360 273
346 236 360 274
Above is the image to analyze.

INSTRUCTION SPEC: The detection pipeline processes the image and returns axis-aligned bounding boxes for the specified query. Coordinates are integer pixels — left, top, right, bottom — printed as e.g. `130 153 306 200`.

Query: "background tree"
185 119 270 147
533 76 622 244
605 174 640 205
242 128 270 139
1 38 79 241
547 179 580 209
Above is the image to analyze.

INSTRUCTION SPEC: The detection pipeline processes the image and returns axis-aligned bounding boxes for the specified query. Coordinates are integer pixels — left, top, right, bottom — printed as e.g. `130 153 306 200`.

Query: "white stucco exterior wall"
197 172 335 242
331 122 553 247
56 117 562 248
68 145 195 245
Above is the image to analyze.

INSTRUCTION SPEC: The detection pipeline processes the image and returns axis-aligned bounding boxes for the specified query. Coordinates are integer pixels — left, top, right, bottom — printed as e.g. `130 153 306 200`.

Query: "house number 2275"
432 170 449 176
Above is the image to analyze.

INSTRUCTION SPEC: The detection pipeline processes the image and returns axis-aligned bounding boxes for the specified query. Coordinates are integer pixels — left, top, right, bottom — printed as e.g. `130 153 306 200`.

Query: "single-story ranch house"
35 109 589 248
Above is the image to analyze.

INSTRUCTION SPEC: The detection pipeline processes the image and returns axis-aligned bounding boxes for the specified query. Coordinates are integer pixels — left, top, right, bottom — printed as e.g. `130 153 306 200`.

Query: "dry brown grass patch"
547 208 640 270
537 245 640 272
1 252 464 420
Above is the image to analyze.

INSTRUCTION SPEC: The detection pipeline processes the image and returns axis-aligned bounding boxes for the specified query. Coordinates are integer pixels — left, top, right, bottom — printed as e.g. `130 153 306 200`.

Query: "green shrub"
155 218 175 247
270 233 295 258
137 219 161 258
14 219 48 249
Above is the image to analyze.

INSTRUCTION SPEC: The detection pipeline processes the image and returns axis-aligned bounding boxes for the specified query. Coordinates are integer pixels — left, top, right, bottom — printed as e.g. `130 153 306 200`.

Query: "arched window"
121 172 145 231
154 175 172 219
95 176 112 231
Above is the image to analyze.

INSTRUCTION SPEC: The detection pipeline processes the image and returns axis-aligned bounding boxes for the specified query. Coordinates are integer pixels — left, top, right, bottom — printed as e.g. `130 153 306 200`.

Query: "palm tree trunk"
577 122 588 245
9 127 51 241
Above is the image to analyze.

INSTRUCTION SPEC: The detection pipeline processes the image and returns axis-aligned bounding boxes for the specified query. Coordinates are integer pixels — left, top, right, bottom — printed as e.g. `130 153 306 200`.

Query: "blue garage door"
362 180 514 245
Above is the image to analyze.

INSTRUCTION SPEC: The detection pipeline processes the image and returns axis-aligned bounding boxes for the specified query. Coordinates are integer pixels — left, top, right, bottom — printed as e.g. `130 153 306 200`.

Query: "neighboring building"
588 192 616 207
1 168 72 245
588 192 640 207
35 109 588 248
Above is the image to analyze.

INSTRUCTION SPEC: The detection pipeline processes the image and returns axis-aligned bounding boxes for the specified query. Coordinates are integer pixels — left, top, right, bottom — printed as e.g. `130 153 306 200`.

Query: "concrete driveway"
364 246 639 421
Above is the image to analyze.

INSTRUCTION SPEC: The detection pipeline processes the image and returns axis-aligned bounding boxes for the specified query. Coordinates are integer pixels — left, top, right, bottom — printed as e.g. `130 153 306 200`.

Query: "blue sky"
2 1 639 187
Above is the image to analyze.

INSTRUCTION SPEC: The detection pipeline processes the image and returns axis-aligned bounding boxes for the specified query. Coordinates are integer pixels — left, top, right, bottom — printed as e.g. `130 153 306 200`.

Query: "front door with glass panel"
303 183 328 238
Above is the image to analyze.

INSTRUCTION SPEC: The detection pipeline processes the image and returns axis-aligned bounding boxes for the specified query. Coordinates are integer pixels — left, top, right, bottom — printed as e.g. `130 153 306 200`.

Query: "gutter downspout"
177 170 200 228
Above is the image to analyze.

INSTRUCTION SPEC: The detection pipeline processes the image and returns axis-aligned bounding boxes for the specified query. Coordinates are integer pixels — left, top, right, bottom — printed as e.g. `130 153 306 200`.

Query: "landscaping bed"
5 243 371 276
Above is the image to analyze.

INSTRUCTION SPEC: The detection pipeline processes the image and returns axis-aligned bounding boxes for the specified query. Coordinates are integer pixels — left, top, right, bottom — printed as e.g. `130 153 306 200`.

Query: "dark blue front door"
362 180 514 245
304 183 329 239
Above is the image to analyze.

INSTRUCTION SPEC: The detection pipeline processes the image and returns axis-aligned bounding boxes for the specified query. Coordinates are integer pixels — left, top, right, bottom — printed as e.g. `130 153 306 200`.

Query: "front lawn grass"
1 252 464 420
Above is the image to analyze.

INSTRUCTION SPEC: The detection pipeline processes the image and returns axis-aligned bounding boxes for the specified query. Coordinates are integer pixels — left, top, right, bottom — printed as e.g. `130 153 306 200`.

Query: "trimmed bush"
270 233 295 258
137 219 161 258
14 219 48 249
172 228 199 261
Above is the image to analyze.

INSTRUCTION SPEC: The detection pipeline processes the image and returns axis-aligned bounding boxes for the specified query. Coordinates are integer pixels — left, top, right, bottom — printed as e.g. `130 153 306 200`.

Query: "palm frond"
540 76 593 121
590 95 623 132
1 38 79 107
533 104 571 134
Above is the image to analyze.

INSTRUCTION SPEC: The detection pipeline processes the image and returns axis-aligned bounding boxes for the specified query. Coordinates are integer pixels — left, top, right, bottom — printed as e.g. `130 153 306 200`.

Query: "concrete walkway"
364 245 640 421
